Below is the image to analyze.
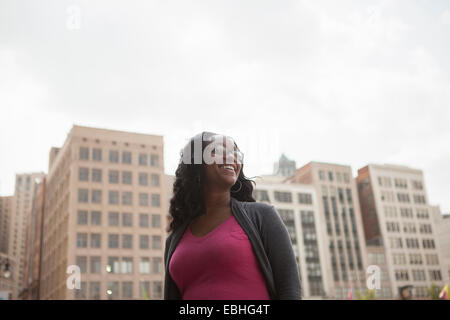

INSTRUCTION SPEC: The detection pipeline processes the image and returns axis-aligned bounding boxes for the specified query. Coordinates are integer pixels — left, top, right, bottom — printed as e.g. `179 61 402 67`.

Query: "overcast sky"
1 0 449 213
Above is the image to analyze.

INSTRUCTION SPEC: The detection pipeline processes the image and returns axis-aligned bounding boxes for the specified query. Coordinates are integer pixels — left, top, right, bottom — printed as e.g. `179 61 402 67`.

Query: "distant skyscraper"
8 172 46 299
356 164 446 299
0 196 12 254
39 125 167 300
253 175 328 299
273 154 296 177
286 162 372 299
431 206 450 283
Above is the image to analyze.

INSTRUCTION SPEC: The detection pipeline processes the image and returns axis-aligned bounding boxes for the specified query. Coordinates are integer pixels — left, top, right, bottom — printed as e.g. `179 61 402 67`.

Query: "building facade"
273 154 296 177
431 206 450 283
40 125 167 300
20 177 46 299
8 173 46 299
286 162 372 299
0 196 14 300
356 164 446 299
253 175 328 299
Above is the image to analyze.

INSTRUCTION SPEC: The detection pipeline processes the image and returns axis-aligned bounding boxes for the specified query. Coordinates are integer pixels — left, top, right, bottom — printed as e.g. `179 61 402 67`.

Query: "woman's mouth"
218 164 236 175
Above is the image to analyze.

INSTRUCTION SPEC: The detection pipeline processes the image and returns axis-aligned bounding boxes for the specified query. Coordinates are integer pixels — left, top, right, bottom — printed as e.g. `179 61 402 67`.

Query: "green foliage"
428 283 441 300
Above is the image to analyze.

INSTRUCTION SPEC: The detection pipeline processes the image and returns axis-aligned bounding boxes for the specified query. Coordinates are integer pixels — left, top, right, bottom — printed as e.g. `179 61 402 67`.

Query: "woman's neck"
203 189 231 216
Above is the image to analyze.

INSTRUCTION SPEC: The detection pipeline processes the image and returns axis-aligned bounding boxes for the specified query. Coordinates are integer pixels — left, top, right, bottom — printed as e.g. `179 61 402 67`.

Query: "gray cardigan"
163 197 302 300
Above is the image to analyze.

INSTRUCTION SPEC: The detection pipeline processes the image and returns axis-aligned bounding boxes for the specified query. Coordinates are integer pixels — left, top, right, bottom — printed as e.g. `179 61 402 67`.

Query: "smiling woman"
164 132 302 300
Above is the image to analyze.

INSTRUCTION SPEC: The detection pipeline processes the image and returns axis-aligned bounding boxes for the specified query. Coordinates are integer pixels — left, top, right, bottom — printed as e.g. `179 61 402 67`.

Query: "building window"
121 257 133 274
122 171 132 185
140 281 150 299
79 147 89 160
150 154 159 167
152 281 162 299
109 191 119 205
122 151 132 164
109 150 119 163
78 189 89 203
75 282 87 299
79 167 89 181
139 235 149 249
109 170 119 184
139 213 149 228
77 210 88 225
139 257 150 274
152 235 162 249
92 169 102 182
91 211 101 225
152 257 162 273
254 190 270 202
151 214 161 228
139 153 148 166
90 233 101 248
122 234 133 249
108 234 119 248
76 256 87 273
91 189 102 204
90 256 101 274
150 174 160 187
139 193 149 206
89 282 101 300
92 148 102 161
151 194 160 207
108 212 119 226
298 193 312 204
122 192 133 205
122 281 133 299
274 191 292 203
122 213 133 227
319 171 325 181
107 282 119 299
139 173 148 186
77 233 88 248
107 257 120 274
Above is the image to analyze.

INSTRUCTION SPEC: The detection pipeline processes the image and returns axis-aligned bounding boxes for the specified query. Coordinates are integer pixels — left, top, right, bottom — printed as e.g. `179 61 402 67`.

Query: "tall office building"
0 196 13 254
273 154 296 177
431 206 450 283
21 177 46 299
356 164 446 299
40 125 167 299
286 162 371 299
0 196 14 300
8 173 46 299
253 175 328 299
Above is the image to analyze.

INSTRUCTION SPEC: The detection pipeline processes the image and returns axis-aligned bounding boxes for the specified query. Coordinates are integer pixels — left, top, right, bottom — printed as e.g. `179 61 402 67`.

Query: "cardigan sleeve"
260 204 302 300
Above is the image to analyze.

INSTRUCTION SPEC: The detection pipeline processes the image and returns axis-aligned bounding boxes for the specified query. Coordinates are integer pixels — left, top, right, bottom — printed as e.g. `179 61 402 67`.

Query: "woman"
164 131 301 300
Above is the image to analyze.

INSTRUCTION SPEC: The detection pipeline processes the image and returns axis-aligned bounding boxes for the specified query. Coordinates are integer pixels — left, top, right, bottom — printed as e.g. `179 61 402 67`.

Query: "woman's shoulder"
239 200 278 223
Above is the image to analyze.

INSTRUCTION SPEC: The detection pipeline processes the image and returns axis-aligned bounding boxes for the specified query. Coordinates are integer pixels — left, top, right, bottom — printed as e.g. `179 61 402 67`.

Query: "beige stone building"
253 175 328 299
431 206 450 283
40 125 167 300
356 164 446 299
8 173 46 299
286 162 372 299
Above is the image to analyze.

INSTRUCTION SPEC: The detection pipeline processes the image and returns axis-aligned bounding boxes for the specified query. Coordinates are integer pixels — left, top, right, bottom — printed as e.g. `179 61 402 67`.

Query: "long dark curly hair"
168 132 255 233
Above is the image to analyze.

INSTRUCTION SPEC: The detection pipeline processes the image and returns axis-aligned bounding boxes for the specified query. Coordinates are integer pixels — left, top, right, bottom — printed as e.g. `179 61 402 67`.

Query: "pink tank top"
169 213 270 300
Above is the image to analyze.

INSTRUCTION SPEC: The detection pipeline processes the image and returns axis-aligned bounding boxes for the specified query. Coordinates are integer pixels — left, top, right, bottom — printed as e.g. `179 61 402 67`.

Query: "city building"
286 162 371 299
8 172 46 299
0 196 12 254
253 175 328 299
20 177 46 299
39 125 167 300
273 154 296 177
431 206 450 283
356 164 446 299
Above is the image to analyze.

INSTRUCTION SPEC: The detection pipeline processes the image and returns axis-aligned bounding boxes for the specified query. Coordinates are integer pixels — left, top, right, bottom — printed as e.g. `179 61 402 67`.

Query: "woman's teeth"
223 165 234 172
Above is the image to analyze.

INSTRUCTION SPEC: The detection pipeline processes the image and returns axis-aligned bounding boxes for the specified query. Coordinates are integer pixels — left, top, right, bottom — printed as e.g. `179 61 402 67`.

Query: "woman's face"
203 135 243 190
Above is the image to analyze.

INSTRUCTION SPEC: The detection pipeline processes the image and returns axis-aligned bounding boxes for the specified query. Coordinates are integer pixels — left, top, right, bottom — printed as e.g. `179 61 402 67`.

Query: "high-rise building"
431 206 450 283
39 125 167 300
253 175 328 299
273 154 296 177
356 164 446 299
0 196 14 300
8 172 46 299
0 196 13 254
20 177 46 299
286 162 371 299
